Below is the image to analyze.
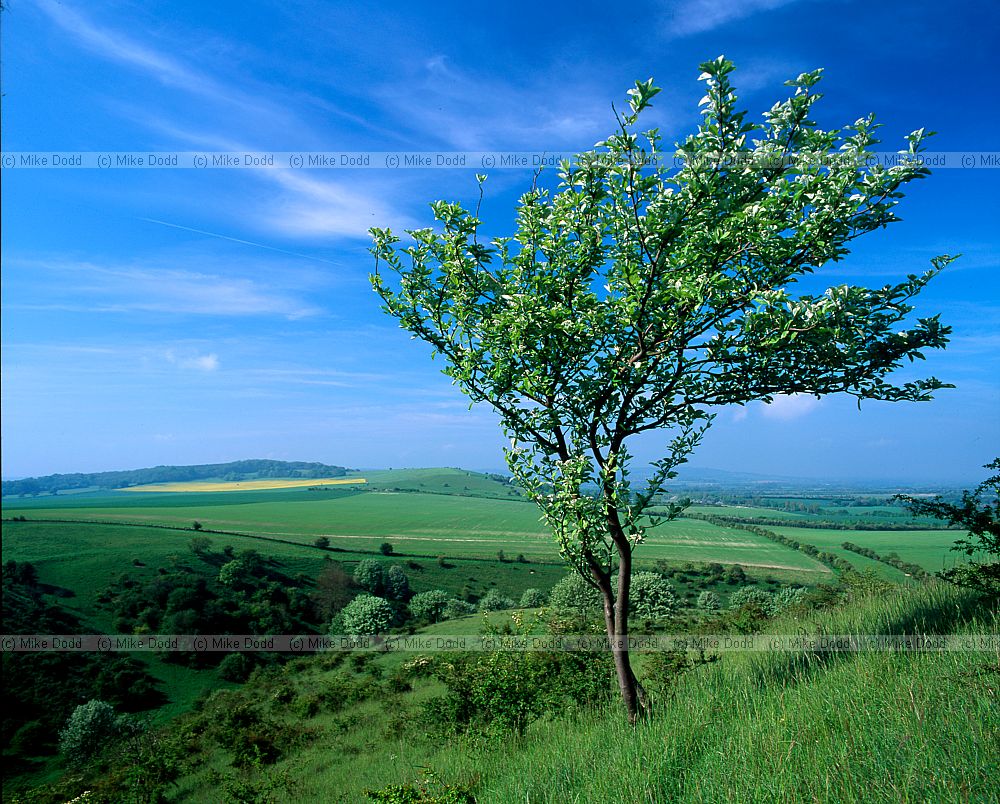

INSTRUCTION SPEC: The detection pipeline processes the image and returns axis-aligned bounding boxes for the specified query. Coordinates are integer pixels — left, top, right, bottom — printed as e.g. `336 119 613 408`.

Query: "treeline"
841 542 932 580
687 513 856 574
2 459 350 497
684 512 949 531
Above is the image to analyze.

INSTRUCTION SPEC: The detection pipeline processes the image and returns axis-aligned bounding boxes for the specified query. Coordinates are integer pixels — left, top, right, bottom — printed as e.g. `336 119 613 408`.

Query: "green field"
767 526 961 576
4 471 831 576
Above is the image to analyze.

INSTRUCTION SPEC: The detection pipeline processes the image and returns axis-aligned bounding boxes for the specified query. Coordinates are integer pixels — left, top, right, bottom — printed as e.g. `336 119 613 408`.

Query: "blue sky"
2 0 997 484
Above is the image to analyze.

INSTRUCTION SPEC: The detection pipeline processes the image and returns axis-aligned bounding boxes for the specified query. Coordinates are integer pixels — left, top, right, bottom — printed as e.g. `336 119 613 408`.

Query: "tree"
629 571 677 619
337 594 393 636
519 587 548 608
409 589 450 622
353 559 385 594
379 541 394 556
384 565 411 600
314 536 331 550
59 699 130 766
478 589 516 612
189 536 211 556
697 590 721 611
548 572 602 615
897 459 999 598
371 59 952 722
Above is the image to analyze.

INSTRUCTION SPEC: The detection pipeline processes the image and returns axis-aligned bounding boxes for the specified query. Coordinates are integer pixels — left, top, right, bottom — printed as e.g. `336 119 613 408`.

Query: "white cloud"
759 393 820 420
33 2 409 241
165 350 220 372
665 0 803 38
7 258 322 319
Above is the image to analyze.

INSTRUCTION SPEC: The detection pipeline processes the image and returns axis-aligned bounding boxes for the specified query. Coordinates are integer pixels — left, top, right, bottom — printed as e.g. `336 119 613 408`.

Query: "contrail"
140 218 342 265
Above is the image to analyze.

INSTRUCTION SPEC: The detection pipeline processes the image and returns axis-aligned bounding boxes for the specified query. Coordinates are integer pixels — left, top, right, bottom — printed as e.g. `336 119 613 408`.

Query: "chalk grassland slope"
4 496 829 575
0 520 571 623
158 585 998 803
119 478 366 493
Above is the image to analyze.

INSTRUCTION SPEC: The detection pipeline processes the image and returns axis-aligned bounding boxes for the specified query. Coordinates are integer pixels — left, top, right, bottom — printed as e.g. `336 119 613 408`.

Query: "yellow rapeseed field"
119 478 367 493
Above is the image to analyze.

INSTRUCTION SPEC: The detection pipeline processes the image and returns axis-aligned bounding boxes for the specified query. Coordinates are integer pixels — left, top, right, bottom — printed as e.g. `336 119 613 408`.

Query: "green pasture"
768 526 962 575
5 488 829 576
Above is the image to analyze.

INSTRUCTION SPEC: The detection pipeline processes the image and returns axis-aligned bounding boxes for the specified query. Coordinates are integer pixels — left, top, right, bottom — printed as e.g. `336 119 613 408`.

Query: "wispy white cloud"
374 55 621 151
6 258 322 319
166 350 220 372
665 0 803 38
33 0 285 122
32 1 409 241
759 393 821 420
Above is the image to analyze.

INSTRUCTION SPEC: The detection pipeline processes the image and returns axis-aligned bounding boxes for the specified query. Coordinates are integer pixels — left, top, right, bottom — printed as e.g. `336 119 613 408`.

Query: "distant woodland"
1 460 350 497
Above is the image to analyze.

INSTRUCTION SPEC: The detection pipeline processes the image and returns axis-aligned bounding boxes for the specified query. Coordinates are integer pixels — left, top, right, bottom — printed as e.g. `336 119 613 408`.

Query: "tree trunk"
598 553 650 725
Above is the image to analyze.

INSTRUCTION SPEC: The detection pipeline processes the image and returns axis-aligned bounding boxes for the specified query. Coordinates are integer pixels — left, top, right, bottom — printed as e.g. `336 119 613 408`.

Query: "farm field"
766 526 961 575
120 477 367 493
4 492 829 576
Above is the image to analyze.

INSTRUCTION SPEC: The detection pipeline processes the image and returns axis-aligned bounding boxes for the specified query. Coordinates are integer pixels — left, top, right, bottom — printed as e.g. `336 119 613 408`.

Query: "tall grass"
418 583 998 803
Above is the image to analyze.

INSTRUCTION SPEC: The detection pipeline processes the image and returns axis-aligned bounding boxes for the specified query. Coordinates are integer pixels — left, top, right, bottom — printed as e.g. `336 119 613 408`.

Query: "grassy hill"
11 582 995 803
3 466 990 801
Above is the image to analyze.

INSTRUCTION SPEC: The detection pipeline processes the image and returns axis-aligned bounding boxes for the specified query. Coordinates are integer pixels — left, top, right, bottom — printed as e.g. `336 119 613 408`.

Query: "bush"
314 536 331 549
338 594 393 636
354 559 386 594
443 598 476 619
425 635 613 737
549 573 602 614
409 590 450 623
772 586 807 612
380 542 395 556
478 590 515 612
729 586 776 615
725 564 747 584
519 588 547 608
697 590 721 610
59 699 129 765
218 652 255 682
630 572 677 619
384 565 411 601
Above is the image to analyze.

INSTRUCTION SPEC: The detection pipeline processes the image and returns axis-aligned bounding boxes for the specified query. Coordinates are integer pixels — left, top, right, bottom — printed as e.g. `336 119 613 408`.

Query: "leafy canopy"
371 56 952 588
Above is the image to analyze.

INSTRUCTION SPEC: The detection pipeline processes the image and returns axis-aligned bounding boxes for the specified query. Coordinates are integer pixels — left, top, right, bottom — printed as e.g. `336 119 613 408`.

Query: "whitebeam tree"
370 57 953 723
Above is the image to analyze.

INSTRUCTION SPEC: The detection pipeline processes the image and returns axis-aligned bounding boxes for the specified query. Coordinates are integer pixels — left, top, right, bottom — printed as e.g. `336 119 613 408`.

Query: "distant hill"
1 459 351 497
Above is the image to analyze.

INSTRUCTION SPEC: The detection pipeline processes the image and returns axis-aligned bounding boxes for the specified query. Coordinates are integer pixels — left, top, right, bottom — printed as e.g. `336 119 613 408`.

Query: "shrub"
425 625 613 737
725 564 747 584
519 588 547 608
59 699 130 765
354 559 386 594
384 565 411 600
189 536 211 555
338 594 393 636
218 652 255 682
443 598 476 619
549 573 602 614
380 542 394 556
478 590 515 612
314 536 331 549
630 572 677 619
697 590 722 610
409 590 450 623
729 585 776 615
772 586 807 612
